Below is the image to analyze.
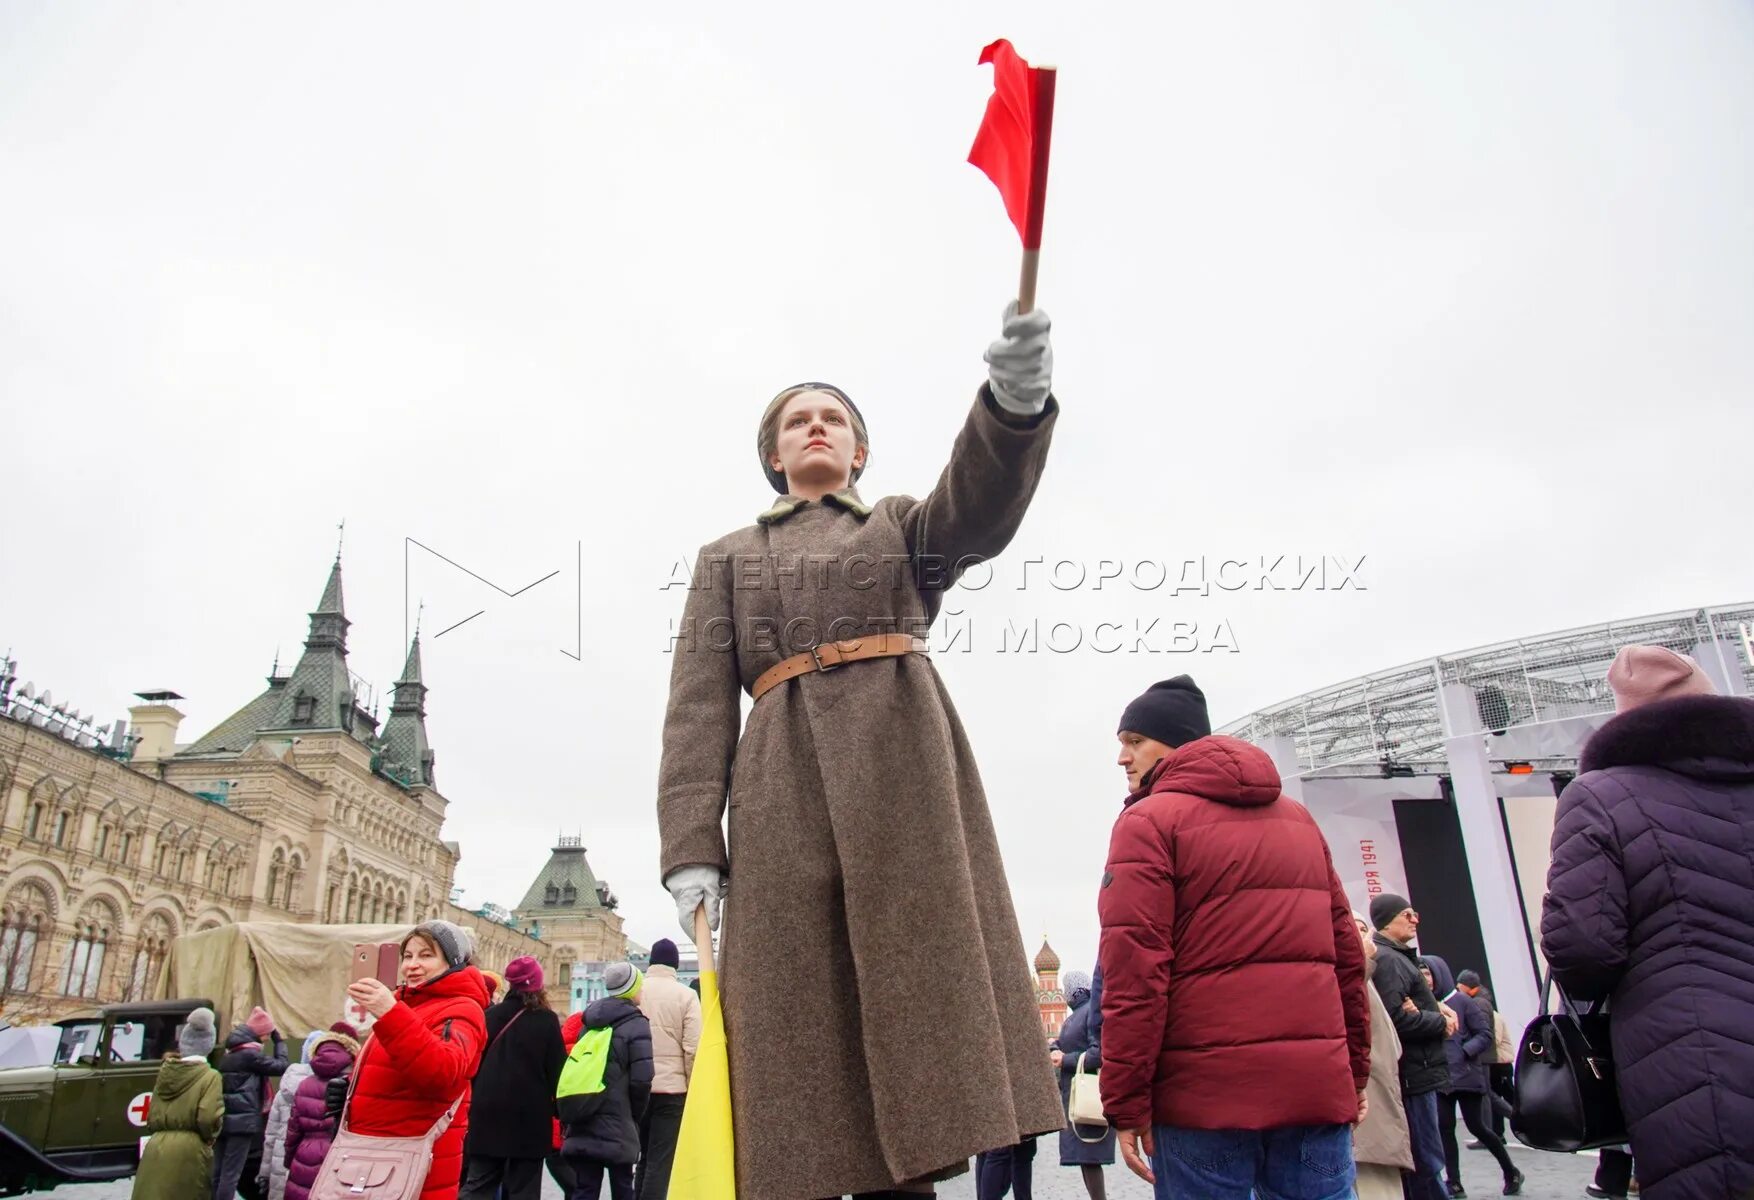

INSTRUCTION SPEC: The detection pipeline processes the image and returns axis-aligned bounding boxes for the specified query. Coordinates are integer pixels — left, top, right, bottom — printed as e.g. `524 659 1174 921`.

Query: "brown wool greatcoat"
658 388 1065 1200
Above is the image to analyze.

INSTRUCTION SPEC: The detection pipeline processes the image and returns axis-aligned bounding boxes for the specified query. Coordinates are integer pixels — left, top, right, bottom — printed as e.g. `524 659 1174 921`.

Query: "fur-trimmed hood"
309 1030 361 1060
1579 694 1754 779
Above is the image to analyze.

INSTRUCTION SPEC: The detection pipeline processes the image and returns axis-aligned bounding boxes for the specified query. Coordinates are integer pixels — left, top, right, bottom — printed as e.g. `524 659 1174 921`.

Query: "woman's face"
401 936 446 988
1420 965 1435 991
772 391 863 492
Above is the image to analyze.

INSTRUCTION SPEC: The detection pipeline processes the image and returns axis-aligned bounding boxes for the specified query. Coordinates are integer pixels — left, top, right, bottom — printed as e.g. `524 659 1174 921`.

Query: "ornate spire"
379 633 433 788
266 555 356 732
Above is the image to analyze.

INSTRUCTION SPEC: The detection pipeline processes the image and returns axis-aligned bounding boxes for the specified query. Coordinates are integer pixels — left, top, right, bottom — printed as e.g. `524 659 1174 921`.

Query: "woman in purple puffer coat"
282 1027 362 1200
1541 645 1754 1200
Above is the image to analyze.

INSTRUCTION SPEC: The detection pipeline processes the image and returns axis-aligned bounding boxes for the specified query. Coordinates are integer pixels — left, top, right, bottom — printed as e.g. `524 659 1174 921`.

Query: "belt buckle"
809 644 840 674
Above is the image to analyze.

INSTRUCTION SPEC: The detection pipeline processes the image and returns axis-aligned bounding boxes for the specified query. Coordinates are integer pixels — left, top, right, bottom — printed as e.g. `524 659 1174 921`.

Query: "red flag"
968 39 1057 251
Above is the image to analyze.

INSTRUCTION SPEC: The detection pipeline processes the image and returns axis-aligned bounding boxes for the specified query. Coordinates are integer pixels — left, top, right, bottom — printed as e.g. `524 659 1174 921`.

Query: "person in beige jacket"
1353 914 1414 1200
635 938 701 1200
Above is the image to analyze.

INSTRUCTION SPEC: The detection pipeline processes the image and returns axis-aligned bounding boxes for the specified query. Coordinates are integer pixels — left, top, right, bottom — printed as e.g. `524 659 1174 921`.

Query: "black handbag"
1509 971 1626 1152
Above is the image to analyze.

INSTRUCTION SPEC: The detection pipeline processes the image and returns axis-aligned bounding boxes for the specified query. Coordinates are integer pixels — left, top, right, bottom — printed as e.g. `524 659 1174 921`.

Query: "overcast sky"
3 2 1751 979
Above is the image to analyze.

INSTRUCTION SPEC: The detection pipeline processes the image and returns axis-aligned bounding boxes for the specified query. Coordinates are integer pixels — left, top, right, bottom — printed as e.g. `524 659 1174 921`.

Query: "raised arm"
899 389 1057 587
367 1003 482 1095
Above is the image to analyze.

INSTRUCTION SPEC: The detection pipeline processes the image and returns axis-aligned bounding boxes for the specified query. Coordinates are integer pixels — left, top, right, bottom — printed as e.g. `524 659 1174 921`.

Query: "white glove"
984 301 1053 416
664 864 727 939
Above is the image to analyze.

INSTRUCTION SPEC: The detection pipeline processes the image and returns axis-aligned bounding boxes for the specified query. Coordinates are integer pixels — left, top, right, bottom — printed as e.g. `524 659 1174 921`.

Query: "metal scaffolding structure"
1220 603 1754 777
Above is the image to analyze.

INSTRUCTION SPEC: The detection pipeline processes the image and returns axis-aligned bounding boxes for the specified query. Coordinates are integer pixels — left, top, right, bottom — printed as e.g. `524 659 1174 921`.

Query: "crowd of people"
122 309 1753 1200
1090 647 1753 1200
130 926 703 1200
121 665 1754 1200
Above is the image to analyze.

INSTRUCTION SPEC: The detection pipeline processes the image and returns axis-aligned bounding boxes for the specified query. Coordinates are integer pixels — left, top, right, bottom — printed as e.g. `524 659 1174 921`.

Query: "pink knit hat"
505 955 544 992
1608 645 1716 713
245 1006 275 1038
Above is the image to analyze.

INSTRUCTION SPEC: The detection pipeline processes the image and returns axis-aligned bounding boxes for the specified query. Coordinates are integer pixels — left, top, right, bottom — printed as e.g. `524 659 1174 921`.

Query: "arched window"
0 884 52 998
51 811 70 847
25 804 43 840
120 831 134 863
96 826 111 859
126 912 175 1002
59 905 113 999
176 851 189 880
204 851 219 890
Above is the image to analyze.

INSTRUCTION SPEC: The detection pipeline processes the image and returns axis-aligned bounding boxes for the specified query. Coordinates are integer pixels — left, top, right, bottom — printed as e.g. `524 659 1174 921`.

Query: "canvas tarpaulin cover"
161 922 411 1037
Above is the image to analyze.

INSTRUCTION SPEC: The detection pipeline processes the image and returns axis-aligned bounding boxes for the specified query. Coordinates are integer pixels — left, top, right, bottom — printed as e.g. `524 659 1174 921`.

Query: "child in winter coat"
134 1006 225 1200
282 1026 363 1200
214 1006 290 1200
558 963 653 1200
258 1030 327 1200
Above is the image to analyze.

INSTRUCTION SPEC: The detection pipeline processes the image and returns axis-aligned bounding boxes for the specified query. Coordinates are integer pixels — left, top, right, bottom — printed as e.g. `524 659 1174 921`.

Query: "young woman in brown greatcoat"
657 303 1065 1199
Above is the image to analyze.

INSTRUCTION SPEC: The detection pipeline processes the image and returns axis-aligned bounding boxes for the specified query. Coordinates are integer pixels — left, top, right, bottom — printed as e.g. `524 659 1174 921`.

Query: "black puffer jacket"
216 1027 289 1136
558 998 652 1165
1370 934 1450 1096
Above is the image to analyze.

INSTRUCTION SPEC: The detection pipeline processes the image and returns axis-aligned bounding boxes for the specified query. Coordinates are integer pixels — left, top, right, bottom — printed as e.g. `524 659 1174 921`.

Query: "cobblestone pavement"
45 1133 1605 1200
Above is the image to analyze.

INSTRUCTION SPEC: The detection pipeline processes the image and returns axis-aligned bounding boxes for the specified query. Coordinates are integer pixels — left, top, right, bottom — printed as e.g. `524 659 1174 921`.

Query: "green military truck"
0 999 213 1195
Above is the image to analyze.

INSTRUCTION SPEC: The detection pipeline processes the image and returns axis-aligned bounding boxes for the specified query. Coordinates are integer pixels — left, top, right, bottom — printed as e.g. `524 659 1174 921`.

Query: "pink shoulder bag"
308 1046 463 1200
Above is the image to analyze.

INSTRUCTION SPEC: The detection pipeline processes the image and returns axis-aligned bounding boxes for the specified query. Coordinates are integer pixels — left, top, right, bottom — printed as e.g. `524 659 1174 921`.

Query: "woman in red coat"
344 921 491 1200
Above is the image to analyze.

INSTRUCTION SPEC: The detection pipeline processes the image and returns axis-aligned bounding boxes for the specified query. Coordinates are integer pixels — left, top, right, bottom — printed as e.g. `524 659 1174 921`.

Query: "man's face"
1117 731 1174 791
1381 906 1419 945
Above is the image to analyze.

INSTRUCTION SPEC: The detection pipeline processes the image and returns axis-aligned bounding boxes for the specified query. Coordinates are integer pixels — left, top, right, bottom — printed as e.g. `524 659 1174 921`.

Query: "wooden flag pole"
1017 65 1058 315
694 905 716 974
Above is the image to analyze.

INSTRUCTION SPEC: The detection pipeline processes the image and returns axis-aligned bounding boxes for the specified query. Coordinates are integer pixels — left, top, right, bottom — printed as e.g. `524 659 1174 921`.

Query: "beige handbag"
1067 1052 1108 1143
308 1064 462 1200
1493 1010 1515 1064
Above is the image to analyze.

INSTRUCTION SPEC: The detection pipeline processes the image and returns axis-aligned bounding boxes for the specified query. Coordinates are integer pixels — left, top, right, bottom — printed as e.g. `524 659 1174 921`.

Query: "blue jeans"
1148 1123 1354 1200
1402 1089 1449 1200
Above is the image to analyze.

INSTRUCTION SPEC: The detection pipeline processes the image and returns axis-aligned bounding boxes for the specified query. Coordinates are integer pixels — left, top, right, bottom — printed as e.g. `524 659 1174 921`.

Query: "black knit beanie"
761 382 868 494
1370 892 1411 931
1117 676 1211 748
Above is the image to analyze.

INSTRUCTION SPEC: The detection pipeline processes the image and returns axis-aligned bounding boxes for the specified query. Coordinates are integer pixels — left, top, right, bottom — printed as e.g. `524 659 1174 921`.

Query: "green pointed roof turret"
379 633 433 788
264 555 356 732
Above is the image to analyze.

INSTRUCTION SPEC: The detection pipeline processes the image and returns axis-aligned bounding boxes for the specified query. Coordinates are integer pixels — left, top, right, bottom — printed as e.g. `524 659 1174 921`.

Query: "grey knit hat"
178 1006 217 1057
603 962 643 1000
408 920 474 970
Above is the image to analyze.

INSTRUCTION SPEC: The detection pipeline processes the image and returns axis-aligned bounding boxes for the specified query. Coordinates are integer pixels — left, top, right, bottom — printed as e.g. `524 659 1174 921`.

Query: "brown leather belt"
751 634 928 702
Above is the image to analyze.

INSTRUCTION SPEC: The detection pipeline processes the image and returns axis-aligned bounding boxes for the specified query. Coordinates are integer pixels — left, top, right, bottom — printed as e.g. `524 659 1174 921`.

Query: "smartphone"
375 943 399 987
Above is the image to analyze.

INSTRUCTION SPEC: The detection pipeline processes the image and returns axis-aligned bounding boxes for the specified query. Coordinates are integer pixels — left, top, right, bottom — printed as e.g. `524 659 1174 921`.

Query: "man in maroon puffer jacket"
1097 676 1370 1200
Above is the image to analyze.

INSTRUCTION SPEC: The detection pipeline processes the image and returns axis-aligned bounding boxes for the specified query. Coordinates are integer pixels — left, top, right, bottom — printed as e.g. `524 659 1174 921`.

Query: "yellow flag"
669 921 736 1199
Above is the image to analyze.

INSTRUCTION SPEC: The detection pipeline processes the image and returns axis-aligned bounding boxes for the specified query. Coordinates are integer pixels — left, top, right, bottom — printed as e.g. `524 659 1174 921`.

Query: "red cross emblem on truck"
128 1092 152 1127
